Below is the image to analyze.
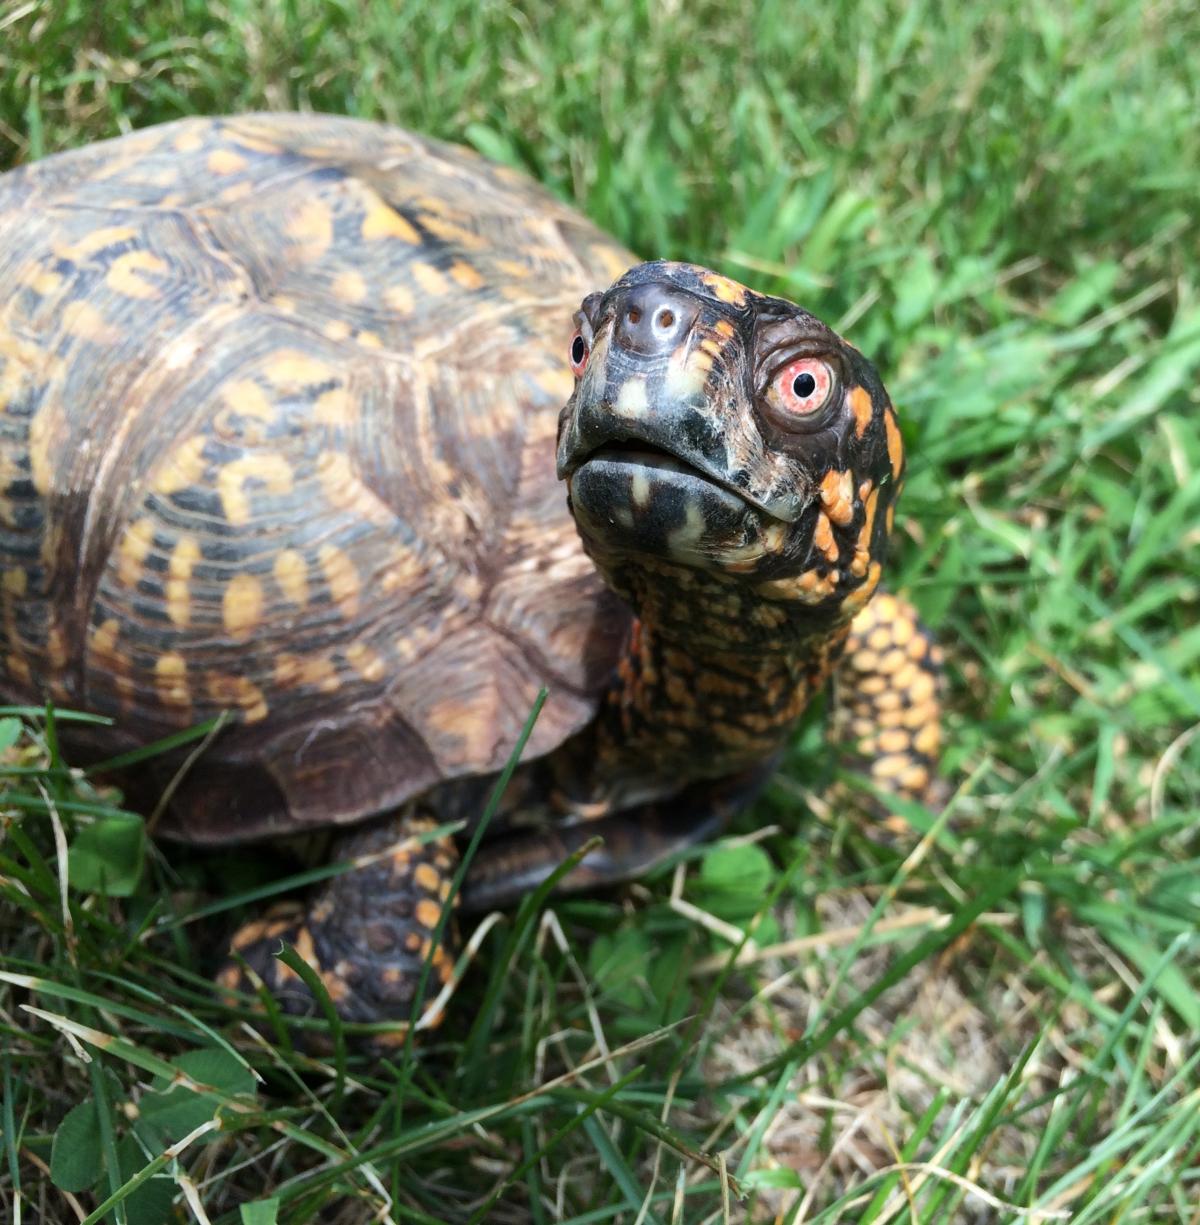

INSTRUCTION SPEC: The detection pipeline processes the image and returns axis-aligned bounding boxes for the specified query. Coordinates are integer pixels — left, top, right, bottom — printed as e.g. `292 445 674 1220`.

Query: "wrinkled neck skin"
557 553 849 807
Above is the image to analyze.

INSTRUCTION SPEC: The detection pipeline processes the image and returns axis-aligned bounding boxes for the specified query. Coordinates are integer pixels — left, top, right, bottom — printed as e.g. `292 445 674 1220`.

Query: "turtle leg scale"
219 811 460 1034
831 589 946 820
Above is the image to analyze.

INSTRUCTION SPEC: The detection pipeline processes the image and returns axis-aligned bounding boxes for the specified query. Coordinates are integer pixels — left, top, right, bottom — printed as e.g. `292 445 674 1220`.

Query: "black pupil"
793 371 817 398
571 335 587 366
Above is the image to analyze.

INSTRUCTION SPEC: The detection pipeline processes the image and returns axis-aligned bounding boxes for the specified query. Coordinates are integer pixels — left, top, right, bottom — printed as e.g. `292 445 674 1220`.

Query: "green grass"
2 0 1199 1220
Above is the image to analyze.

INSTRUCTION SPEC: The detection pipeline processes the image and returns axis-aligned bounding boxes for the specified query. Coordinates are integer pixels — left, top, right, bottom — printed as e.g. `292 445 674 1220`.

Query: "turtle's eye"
775 357 834 417
569 331 589 377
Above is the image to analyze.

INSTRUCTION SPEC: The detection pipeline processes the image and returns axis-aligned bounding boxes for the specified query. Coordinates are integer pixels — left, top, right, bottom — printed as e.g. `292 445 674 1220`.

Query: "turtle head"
557 260 904 629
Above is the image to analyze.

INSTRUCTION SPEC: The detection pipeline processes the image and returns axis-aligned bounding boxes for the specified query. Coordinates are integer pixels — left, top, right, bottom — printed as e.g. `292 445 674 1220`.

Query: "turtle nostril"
612 282 700 355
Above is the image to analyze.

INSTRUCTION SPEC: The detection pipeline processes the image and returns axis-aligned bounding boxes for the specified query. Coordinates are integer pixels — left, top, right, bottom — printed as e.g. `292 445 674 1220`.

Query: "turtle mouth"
577 440 765 517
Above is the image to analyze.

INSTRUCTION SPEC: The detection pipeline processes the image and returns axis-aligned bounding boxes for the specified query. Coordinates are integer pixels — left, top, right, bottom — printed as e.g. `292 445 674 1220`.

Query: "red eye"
569 330 589 376
777 358 834 415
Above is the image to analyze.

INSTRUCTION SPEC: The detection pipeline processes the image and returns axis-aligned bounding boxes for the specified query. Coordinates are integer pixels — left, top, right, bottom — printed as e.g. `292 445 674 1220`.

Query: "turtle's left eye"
569 331 589 376
776 358 834 416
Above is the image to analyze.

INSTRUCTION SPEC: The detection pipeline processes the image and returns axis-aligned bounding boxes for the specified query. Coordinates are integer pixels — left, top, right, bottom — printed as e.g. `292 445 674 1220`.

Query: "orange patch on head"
848 385 873 438
819 469 855 527
813 511 838 562
701 272 748 306
851 487 880 577
884 409 904 479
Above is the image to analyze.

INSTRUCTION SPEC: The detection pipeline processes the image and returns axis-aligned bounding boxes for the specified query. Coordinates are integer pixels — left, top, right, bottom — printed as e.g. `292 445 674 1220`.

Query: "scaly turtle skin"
0 115 943 1033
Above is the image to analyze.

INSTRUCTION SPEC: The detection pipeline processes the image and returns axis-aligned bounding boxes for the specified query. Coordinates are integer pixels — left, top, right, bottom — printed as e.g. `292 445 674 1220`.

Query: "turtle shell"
0 113 635 842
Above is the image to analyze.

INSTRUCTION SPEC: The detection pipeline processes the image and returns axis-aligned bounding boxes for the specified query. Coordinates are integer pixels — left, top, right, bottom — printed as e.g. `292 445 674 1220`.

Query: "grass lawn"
2 1 1199 1221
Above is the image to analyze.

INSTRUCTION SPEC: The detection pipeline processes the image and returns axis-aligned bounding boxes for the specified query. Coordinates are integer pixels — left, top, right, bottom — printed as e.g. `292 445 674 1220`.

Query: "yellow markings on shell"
324 319 352 341
344 641 386 683
167 537 200 627
417 212 485 251
222 573 264 636
206 148 247 175
319 544 361 617
60 225 137 259
415 899 442 929
5 653 31 686
494 258 532 281
884 409 904 479
332 270 368 303
360 195 421 243
218 453 294 525
173 128 205 153
206 673 269 722
2 568 27 596
273 549 309 607
314 386 352 425
384 284 415 315
106 251 167 300
713 318 736 340
284 200 334 261
426 687 502 761
28 409 54 496
356 330 383 348
449 261 485 291
848 385 873 439
813 510 838 562
701 272 748 306
221 378 276 422
153 436 208 495
154 652 191 710
274 652 340 693
263 350 334 389
24 265 63 296
60 300 117 343
819 468 855 527
411 263 448 296
117 518 155 586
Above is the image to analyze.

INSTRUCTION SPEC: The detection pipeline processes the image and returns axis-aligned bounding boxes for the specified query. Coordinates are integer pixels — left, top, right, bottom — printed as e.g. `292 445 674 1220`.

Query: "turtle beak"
556 279 801 524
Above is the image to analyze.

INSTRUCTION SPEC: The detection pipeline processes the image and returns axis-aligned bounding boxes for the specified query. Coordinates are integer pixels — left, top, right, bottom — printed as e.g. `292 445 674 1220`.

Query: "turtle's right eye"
569 331 589 376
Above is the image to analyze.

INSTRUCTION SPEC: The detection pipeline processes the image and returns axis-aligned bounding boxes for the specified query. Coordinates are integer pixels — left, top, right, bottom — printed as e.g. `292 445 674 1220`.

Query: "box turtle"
0 114 942 1034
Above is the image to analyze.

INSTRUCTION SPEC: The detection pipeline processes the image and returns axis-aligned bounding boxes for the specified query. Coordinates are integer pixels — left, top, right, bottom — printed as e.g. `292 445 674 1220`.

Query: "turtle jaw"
565 442 790 572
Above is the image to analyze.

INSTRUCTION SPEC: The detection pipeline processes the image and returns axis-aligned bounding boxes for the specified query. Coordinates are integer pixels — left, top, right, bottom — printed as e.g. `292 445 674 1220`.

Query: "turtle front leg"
830 589 947 820
458 765 773 914
219 811 460 1035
